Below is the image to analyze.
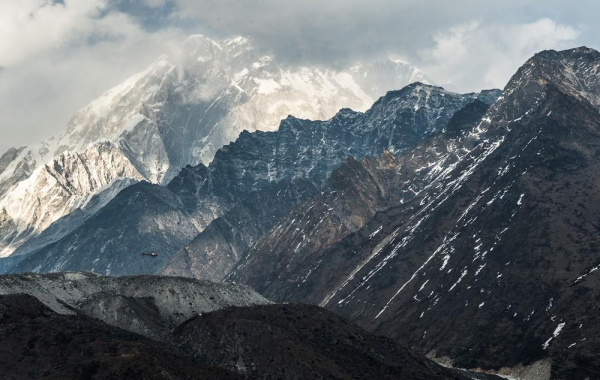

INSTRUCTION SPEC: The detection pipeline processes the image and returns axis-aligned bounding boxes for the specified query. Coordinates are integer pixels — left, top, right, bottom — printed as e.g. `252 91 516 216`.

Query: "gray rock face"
228 47 600 379
0 272 269 340
0 147 34 198
0 147 25 177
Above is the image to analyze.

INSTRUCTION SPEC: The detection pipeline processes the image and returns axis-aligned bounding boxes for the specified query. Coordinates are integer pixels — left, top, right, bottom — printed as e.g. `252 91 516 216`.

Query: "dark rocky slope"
0 294 241 380
0 281 501 379
10 182 202 275
227 47 600 379
160 179 318 281
173 304 499 380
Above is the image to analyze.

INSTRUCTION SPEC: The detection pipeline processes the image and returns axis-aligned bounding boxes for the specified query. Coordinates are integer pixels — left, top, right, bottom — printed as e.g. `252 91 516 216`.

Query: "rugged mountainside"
166 83 491 227
159 86 498 281
10 84 492 276
228 47 600 379
174 304 498 380
10 182 203 275
0 294 242 380
0 35 432 260
0 272 269 340
0 142 144 257
227 99 492 294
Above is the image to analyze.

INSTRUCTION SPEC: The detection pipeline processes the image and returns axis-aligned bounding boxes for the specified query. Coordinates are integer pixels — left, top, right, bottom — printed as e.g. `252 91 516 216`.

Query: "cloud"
0 0 185 153
168 0 592 71
419 18 580 92
0 0 596 154
0 0 112 67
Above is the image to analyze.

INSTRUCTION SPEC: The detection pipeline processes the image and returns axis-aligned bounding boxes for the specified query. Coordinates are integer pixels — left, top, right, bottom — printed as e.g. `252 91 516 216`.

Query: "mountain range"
227 47 600 379
1 35 600 379
9 82 498 276
0 35 431 260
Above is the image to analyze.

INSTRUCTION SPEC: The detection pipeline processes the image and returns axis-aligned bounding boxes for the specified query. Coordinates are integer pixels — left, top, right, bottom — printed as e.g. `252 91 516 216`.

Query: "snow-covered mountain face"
0 35 433 258
0 142 144 256
54 35 432 181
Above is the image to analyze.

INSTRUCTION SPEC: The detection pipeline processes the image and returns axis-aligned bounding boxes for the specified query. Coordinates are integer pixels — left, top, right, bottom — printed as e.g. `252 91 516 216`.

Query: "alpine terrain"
1 15 600 380
9 83 499 276
228 47 600 379
0 34 431 262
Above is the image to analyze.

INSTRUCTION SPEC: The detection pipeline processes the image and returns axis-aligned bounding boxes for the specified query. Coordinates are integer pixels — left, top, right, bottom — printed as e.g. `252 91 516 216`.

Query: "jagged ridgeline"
8 83 498 276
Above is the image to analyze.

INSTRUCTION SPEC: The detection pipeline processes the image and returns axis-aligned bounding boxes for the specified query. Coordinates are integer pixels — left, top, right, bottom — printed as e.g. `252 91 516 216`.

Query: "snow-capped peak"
0 34 433 258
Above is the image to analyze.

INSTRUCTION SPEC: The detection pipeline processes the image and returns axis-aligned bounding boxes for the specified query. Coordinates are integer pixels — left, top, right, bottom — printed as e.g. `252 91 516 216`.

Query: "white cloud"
419 19 580 92
0 0 109 67
0 0 185 153
143 0 167 7
0 0 594 154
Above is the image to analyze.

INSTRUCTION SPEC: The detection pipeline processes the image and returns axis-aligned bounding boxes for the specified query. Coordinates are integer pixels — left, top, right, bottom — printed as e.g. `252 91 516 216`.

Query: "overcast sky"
0 0 597 153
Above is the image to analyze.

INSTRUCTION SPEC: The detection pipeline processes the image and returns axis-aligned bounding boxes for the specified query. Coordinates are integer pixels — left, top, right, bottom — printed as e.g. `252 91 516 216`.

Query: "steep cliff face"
228 47 600 379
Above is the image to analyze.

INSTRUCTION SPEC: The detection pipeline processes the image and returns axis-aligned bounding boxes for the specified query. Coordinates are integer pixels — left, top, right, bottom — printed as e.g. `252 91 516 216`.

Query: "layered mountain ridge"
10 84 496 276
2 42 600 380
226 97 493 296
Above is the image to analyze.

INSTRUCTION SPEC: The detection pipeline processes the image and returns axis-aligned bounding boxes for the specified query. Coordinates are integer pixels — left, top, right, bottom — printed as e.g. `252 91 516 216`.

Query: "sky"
0 0 597 153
